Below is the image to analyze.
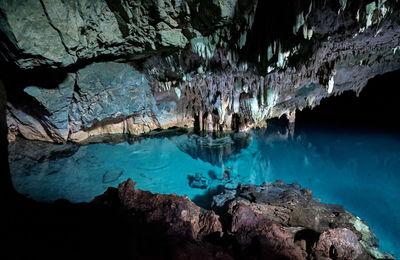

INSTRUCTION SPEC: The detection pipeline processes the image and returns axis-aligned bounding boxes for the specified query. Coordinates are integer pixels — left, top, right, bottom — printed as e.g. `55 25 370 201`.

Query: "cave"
2 0 400 259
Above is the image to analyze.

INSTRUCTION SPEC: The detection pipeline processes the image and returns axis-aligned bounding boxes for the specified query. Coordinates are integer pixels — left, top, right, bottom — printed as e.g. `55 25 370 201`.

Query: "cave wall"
1 0 400 142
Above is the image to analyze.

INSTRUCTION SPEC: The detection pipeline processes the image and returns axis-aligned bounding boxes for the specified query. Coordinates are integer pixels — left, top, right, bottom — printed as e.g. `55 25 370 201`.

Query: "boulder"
213 181 390 259
117 178 222 240
314 228 363 260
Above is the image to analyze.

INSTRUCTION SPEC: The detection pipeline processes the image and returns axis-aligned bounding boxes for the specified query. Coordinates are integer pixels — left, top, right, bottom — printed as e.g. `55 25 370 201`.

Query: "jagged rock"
158 29 188 48
90 178 393 259
22 74 75 141
314 228 363 260
3 1 400 144
6 102 54 142
92 178 389 259
69 62 156 131
117 178 222 241
7 62 160 142
0 0 253 69
212 181 392 259
229 200 307 259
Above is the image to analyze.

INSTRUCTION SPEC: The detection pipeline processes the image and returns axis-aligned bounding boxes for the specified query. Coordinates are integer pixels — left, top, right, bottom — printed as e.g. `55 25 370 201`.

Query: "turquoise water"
9 126 400 257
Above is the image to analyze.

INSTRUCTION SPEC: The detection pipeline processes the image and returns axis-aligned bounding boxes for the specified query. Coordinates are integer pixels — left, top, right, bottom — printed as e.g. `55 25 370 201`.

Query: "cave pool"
9 125 400 257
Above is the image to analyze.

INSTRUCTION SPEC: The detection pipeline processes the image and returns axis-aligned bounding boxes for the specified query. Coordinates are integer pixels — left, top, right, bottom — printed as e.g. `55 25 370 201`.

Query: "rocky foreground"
92 178 393 260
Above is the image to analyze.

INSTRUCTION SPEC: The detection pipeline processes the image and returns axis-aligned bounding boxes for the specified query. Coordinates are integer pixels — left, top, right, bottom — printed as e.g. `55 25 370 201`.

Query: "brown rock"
229 200 307 260
314 228 363 260
118 178 222 241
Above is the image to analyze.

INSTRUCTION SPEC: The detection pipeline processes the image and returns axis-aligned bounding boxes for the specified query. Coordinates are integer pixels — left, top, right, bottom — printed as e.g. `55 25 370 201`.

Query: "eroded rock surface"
2 1 400 143
314 228 363 260
102 178 223 241
212 181 394 259
92 178 393 259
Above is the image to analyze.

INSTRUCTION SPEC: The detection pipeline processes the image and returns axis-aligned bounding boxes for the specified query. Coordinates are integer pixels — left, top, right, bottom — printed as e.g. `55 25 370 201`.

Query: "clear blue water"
9 126 400 258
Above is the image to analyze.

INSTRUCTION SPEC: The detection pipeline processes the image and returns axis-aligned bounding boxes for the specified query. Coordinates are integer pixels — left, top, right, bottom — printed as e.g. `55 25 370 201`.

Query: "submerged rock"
102 169 124 184
188 173 209 189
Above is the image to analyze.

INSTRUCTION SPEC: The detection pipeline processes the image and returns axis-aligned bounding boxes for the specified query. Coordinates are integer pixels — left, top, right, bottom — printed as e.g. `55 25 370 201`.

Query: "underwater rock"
102 169 124 184
188 173 209 189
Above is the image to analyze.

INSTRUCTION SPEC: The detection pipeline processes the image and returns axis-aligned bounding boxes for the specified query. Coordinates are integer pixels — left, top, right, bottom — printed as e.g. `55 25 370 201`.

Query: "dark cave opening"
296 69 400 131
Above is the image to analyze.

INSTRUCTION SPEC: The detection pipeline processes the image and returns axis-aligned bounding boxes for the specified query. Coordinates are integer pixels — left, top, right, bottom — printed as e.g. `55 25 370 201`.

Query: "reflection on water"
175 133 251 167
8 125 400 257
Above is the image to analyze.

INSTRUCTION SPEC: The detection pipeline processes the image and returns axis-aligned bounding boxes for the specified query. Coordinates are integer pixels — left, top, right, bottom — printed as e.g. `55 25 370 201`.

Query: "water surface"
9 126 400 257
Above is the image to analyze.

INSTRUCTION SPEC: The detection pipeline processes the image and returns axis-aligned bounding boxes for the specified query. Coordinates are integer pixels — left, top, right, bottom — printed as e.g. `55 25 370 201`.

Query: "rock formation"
92 178 394 259
1 0 400 142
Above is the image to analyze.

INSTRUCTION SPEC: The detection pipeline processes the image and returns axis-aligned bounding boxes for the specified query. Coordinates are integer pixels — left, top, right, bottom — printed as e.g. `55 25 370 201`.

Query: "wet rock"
228 200 307 259
207 170 218 180
90 178 392 259
212 181 391 259
223 168 231 180
188 173 209 189
117 178 222 240
314 228 363 260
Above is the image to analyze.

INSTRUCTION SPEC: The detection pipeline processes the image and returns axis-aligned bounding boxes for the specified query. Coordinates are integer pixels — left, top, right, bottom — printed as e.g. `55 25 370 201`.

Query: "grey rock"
158 29 188 48
69 62 156 131
3 1 400 144
24 73 75 141
0 0 76 67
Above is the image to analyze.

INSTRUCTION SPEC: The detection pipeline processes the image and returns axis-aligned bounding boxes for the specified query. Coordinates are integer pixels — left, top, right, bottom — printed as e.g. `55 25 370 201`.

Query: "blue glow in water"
9 126 400 257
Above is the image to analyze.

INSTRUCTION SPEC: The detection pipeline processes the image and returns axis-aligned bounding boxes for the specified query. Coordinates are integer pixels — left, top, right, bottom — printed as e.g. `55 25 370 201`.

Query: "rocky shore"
91 178 393 260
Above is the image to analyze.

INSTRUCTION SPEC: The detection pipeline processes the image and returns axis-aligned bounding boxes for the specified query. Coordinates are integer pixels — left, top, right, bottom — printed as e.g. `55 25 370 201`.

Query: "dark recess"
296 69 400 131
